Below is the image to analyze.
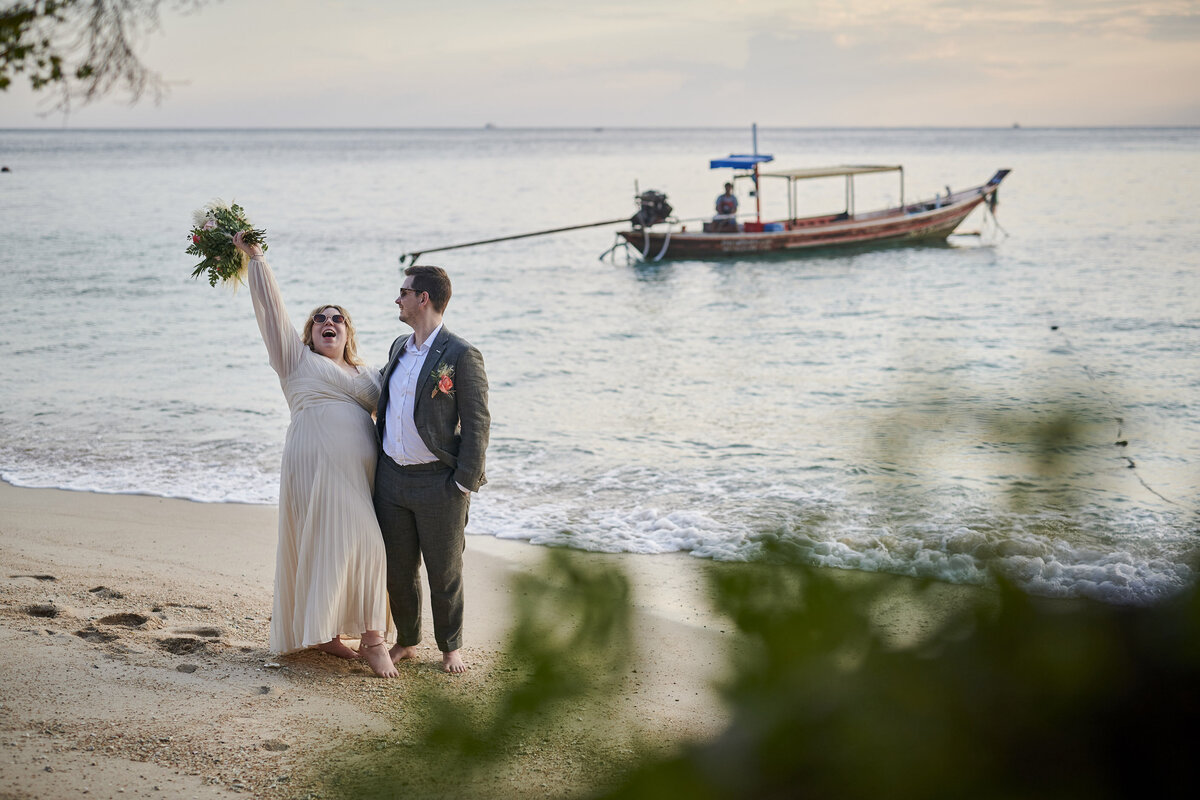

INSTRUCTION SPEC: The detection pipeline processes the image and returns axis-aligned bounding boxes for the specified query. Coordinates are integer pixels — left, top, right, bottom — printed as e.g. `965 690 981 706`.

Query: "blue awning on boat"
709 154 774 169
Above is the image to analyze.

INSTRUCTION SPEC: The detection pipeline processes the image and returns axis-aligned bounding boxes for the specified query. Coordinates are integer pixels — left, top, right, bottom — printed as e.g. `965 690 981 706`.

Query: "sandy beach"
0 482 985 799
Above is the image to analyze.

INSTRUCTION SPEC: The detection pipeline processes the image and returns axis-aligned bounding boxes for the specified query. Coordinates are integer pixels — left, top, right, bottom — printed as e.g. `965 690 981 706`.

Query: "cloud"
1143 11 1200 41
1 0 1197 126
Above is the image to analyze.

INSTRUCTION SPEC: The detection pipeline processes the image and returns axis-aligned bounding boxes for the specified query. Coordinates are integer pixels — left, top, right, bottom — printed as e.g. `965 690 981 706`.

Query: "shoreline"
0 482 986 798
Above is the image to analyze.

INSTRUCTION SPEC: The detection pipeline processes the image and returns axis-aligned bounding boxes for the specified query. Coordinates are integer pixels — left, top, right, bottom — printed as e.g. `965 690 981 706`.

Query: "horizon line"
2 123 1199 132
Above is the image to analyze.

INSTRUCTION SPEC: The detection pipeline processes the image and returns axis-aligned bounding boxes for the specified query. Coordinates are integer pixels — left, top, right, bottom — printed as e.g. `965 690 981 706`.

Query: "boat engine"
630 190 672 229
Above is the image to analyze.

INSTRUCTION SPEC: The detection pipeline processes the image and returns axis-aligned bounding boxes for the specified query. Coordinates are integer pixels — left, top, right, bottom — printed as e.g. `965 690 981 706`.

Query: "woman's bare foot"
360 641 399 678
389 644 418 664
315 638 361 660
442 649 466 674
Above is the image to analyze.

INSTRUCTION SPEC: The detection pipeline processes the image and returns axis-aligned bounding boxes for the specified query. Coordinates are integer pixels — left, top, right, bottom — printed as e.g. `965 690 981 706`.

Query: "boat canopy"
733 164 906 221
755 165 901 181
709 154 774 169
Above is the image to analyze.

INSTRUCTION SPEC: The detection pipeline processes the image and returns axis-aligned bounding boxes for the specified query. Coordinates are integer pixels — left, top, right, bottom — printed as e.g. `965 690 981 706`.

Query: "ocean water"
1 126 1197 604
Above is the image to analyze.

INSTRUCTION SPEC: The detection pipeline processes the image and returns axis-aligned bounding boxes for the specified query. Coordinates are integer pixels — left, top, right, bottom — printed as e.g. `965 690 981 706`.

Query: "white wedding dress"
248 255 392 653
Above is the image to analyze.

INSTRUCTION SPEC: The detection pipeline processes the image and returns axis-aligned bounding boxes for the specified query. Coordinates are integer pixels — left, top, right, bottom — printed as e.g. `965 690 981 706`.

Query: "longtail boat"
397 128 1010 266
617 156 1010 261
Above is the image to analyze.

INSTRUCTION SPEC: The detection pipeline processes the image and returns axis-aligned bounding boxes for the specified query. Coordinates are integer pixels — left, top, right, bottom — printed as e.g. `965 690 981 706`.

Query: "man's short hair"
404 265 452 313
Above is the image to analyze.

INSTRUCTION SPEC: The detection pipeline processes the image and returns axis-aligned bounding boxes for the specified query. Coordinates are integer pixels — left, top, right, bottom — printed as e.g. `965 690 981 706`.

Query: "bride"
233 231 396 678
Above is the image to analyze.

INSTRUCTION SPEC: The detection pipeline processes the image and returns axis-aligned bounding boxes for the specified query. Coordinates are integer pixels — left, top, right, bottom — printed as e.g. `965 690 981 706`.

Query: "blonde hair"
302 304 365 367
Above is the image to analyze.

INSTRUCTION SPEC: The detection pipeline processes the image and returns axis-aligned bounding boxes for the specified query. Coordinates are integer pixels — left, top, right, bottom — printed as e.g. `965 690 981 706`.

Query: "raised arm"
233 231 303 378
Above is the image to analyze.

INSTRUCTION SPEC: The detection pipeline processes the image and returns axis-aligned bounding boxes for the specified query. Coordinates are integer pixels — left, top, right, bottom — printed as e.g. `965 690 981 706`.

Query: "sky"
2 0 1199 127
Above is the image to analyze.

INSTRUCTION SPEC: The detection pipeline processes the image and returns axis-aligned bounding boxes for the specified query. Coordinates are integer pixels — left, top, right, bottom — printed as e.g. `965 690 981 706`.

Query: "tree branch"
1 0 211 115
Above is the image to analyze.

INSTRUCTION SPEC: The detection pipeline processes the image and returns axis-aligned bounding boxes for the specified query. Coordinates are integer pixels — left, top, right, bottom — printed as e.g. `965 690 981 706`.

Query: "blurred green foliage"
329 543 1199 800
329 549 634 799
424 548 632 761
326 398 1197 799
603 555 1200 799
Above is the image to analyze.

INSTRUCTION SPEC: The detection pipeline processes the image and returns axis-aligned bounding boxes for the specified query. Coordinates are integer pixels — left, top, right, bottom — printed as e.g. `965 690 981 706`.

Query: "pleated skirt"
269 401 392 653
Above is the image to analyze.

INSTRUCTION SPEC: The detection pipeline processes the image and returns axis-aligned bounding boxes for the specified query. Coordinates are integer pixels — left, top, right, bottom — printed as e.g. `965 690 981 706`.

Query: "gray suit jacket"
377 327 490 491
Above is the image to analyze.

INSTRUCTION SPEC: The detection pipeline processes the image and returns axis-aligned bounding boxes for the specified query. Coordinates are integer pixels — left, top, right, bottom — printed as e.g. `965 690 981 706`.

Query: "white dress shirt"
381 324 471 495
383 323 443 466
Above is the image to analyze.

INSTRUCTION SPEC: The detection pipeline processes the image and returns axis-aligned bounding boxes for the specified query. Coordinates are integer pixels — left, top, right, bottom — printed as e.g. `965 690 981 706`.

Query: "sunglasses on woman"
313 313 345 324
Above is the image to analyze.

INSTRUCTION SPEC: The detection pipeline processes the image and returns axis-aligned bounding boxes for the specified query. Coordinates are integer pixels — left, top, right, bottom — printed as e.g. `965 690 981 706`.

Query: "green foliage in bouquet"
185 201 267 287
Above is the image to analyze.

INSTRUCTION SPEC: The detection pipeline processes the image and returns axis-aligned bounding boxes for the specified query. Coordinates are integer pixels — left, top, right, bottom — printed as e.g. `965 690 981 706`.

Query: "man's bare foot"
316 638 361 660
442 650 466 674
389 644 418 664
360 641 399 678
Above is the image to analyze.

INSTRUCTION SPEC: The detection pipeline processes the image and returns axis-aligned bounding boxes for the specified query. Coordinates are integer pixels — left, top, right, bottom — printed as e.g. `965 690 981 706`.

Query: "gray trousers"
373 455 469 653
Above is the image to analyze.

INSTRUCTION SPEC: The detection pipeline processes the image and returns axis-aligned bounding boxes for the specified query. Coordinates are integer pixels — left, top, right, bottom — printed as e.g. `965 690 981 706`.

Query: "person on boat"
713 182 738 231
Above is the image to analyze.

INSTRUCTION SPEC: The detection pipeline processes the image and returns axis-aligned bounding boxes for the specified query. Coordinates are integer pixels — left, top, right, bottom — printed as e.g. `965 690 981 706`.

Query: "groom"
374 265 490 674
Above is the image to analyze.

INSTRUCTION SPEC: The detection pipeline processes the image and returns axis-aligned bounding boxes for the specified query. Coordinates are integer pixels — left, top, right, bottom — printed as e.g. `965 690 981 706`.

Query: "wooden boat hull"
619 175 1004 260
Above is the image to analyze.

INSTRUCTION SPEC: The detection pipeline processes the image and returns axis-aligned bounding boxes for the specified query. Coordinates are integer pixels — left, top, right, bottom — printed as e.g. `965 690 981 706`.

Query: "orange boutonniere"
431 363 454 398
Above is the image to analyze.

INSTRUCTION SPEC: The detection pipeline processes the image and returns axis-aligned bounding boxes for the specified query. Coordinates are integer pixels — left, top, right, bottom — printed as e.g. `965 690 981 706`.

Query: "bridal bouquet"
186 201 268 287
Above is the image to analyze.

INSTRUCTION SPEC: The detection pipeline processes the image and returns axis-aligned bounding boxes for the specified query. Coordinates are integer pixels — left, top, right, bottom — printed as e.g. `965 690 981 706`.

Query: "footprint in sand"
179 627 222 638
24 603 59 618
74 626 120 643
158 637 207 655
98 612 151 628
152 601 212 612
9 574 57 582
89 585 124 600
